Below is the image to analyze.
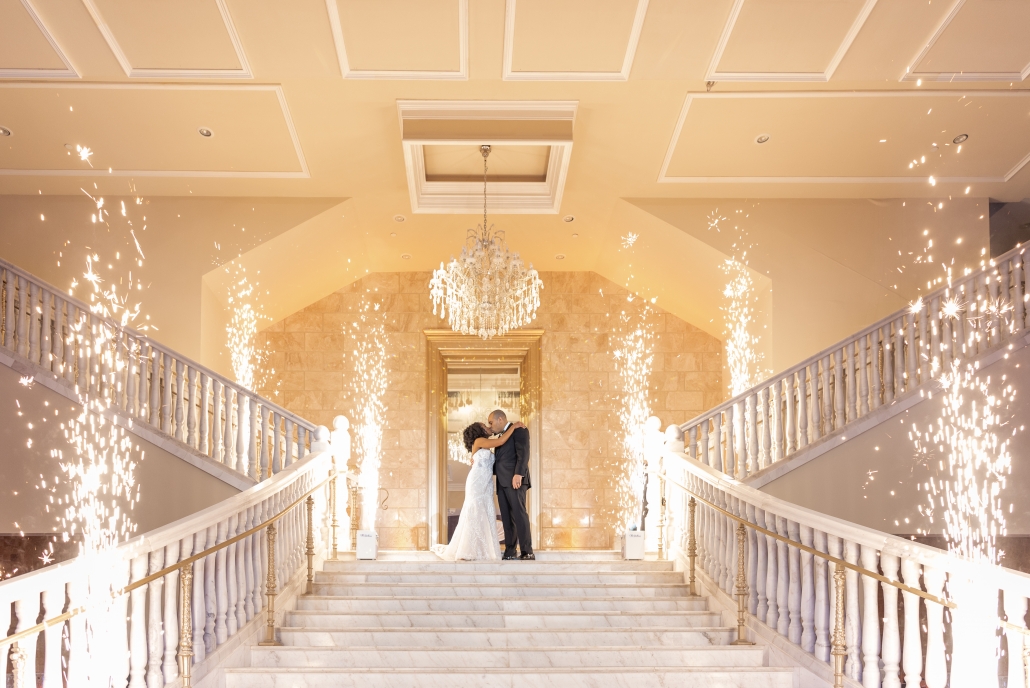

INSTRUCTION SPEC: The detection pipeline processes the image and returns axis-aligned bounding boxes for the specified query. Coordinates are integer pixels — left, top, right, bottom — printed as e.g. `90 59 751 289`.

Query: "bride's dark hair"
462 422 489 453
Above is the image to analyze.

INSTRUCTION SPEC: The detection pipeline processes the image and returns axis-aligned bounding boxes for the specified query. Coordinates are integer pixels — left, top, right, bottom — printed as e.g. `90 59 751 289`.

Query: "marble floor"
224 553 797 688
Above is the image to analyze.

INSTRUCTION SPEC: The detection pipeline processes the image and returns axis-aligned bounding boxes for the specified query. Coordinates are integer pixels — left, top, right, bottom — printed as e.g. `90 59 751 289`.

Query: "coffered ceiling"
0 0 1027 299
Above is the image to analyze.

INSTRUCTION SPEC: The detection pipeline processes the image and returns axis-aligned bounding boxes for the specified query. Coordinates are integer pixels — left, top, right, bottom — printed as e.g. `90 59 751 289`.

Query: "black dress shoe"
519 552 536 560
502 551 518 560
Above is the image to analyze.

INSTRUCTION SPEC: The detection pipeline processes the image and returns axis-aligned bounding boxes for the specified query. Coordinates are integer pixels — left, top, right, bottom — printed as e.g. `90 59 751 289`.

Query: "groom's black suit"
494 423 532 556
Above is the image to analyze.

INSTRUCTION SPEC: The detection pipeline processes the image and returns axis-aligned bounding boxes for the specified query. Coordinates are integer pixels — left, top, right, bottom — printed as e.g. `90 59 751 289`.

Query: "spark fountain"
720 257 761 395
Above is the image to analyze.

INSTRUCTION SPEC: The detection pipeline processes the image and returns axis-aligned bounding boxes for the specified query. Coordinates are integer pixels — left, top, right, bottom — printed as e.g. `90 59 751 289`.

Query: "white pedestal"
356 530 378 560
623 531 645 560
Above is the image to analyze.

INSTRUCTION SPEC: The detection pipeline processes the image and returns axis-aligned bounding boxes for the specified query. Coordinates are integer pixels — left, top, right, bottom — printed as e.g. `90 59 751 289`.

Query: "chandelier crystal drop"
429 145 544 339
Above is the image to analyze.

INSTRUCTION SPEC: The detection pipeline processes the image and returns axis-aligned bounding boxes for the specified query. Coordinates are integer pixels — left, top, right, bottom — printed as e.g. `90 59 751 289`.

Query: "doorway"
425 329 542 548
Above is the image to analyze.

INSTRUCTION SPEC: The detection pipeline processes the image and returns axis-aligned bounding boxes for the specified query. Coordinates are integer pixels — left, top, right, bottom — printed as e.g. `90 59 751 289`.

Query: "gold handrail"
663 473 958 609
0 470 337 651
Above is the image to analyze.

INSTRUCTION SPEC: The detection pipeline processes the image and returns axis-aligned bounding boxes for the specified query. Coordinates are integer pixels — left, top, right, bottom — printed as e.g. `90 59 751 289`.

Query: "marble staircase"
224 556 798 687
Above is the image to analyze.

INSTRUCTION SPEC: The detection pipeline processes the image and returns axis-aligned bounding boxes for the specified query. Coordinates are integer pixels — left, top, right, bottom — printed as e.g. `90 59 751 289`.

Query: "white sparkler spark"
621 232 639 248
224 265 274 392
707 209 727 232
19 375 34 387
721 257 762 395
76 145 94 166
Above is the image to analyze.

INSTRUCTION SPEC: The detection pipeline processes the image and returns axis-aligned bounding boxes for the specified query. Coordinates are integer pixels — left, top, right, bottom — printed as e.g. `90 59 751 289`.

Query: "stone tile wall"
257 271 723 550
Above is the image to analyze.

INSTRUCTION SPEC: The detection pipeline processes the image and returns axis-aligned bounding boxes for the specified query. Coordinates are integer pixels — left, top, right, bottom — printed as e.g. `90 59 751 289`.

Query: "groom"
488 410 534 560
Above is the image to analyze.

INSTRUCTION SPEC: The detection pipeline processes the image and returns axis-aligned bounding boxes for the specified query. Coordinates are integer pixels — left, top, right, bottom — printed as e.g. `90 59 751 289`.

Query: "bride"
432 420 525 561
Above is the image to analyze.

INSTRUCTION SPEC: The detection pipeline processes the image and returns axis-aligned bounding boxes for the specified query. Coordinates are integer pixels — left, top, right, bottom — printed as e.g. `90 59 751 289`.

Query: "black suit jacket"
493 425 531 490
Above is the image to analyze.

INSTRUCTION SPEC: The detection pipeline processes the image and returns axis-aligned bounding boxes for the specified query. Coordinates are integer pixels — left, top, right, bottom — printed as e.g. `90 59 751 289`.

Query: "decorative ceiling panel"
660 91 1030 183
0 0 77 78
0 84 306 178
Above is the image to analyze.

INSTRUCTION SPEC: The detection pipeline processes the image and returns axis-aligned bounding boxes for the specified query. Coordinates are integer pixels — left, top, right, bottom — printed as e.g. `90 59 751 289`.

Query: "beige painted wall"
0 363 239 535
0 195 340 367
255 270 724 550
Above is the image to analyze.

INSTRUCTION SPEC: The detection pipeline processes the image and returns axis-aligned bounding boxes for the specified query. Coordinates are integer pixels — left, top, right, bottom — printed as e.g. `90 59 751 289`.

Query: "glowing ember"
18 375 34 387
721 257 762 395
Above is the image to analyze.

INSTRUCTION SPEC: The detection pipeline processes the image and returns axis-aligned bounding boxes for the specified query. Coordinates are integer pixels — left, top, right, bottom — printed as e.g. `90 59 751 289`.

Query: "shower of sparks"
612 298 656 533
721 257 762 395
347 292 390 530
77 145 94 166
621 232 639 248
19 375 34 387
707 209 726 232
224 265 275 393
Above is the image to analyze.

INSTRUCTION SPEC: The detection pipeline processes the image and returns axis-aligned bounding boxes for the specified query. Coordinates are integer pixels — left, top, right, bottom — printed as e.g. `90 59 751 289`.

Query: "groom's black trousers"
497 482 532 555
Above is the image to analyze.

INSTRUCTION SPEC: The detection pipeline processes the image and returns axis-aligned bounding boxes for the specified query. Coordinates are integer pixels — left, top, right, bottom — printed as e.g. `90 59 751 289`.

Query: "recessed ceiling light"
555 254 566 260
571 233 579 238
0 126 11 137
390 232 397 237
401 253 411 260
953 133 968 144
755 134 770 144
394 215 406 223
563 215 575 223
198 127 213 138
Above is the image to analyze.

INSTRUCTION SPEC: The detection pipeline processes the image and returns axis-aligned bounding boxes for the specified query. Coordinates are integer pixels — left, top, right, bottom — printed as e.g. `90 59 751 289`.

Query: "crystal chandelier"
429 145 544 339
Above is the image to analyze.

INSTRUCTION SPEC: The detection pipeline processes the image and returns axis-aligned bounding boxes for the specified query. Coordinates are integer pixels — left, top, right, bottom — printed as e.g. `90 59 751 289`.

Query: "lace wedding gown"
432 448 502 561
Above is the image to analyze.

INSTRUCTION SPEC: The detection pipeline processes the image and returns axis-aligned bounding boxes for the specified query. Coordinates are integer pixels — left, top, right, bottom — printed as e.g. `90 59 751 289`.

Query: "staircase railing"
0 257 316 482
681 243 1029 482
658 436 1030 688
0 422 347 688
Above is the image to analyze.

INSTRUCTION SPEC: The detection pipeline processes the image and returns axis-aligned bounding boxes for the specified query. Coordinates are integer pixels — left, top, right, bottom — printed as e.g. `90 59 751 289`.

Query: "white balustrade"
661 433 1030 688
0 257 315 484
675 245 1030 482
0 422 347 688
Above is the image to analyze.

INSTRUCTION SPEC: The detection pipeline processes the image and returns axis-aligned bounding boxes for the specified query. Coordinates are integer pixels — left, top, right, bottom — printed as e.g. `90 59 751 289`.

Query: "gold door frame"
425 329 543 549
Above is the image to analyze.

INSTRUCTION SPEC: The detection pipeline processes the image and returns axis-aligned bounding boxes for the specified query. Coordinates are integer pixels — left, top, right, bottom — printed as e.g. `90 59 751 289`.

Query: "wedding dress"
432 448 502 561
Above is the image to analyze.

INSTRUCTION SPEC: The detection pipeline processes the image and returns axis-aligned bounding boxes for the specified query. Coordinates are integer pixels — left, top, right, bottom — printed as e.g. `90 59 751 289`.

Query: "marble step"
286 610 723 629
313 572 684 585
322 560 675 573
225 666 795 688
310 583 693 598
249 645 767 669
296 596 708 613
277 627 737 648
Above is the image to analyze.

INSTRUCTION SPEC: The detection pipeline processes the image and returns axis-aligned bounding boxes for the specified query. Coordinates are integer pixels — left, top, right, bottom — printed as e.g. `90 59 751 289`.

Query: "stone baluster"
988 270 1001 343
724 405 735 477
832 351 844 430
775 515 789 637
787 520 802 644
711 414 723 473
771 380 783 464
879 553 901 688
746 504 759 615
699 421 710 467
224 385 235 469
273 412 283 474
845 342 857 422
759 385 771 468
858 333 870 417
797 367 809 449
860 546 881 688
262 406 273 478
1005 590 1028 688
42 583 64 688
734 401 746 477
1014 253 1027 332
894 317 905 396
905 312 917 389
199 373 210 455
28 282 40 362
917 299 930 384
214 519 229 645
882 325 894 404
826 536 843 667
146 548 165 688
192 530 208 665
203 525 217 654
764 509 779 630
66 579 87 686
254 502 266 615
784 373 796 455
63 307 76 384
242 507 255 621
161 353 173 433
298 426 308 460
52 296 64 375
40 288 52 368
922 566 947 688
174 360 186 441
799 524 815 653
250 398 260 479
843 541 862 681
754 508 768 620
2 269 14 350
187 368 199 448
76 310 88 392
721 492 733 592
820 355 832 433
13 597 39 688
225 514 239 637
813 530 830 662
236 392 248 475
953 282 967 356
162 541 182 684
747 395 759 473
211 379 222 462
809 362 821 442
870 329 883 410
899 558 923 688
127 556 150 688
126 336 138 417
687 425 698 459
17 276 29 358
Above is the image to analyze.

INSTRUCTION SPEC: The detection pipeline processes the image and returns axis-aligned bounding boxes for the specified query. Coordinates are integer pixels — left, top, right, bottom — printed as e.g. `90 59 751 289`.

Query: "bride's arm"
473 421 526 450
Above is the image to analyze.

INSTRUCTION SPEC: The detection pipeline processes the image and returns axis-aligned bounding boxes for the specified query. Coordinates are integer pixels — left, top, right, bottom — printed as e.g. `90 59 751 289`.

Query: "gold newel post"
305 495 316 594
177 562 195 687
831 562 847 687
9 641 26 688
687 497 698 597
730 523 754 645
657 464 667 561
258 523 281 646
350 481 360 550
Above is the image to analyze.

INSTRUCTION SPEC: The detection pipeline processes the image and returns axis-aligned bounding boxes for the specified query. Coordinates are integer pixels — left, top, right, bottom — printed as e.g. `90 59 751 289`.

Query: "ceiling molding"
398 100 576 214
325 0 469 80
705 0 878 83
0 83 308 179
658 90 1030 185
501 0 649 82
80 0 253 79
0 0 79 79
901 0 1030 83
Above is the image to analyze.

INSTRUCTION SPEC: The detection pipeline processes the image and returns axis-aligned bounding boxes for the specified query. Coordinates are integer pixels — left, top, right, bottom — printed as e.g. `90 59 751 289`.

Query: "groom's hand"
512 475 523 489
